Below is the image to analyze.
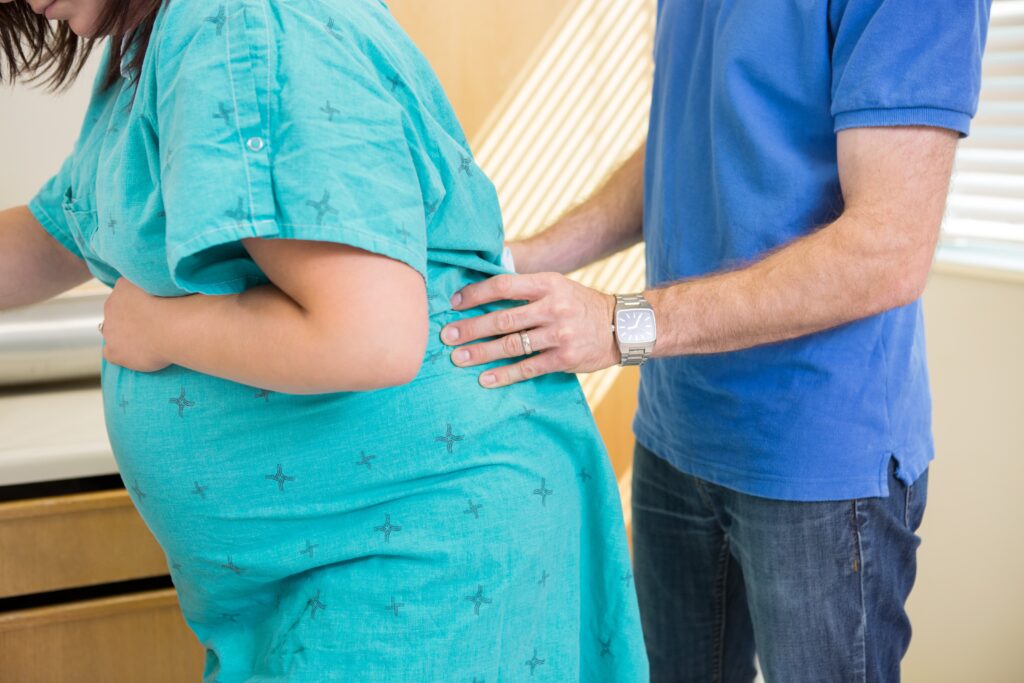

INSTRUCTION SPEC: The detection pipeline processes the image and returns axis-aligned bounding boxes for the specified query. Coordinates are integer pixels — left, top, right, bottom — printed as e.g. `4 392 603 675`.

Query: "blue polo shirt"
633 0 990 501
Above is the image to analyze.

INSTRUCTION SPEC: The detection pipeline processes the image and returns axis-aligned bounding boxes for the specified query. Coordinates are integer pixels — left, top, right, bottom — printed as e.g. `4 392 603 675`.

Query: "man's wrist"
643 287 669 359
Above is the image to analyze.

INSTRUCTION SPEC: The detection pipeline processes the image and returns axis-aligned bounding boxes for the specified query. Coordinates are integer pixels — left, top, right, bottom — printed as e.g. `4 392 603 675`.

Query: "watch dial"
616 309 655 343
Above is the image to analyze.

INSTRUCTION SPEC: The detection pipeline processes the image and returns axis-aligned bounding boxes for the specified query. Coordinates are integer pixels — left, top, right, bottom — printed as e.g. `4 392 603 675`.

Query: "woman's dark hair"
0 0 164 91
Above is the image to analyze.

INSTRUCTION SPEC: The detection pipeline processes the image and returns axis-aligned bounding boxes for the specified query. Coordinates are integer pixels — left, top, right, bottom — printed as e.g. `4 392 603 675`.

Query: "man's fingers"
451 273 549 310
451 328 550 367
478 350 562 388
442 301 545 345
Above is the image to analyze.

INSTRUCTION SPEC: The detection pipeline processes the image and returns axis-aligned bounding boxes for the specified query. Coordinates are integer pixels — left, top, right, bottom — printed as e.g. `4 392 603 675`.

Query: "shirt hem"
167 219 427 296
632 422 924 502
833 106 972 137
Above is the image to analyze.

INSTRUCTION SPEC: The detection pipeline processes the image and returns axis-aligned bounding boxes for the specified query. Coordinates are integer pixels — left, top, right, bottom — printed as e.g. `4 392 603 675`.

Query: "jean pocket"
904 468 929 532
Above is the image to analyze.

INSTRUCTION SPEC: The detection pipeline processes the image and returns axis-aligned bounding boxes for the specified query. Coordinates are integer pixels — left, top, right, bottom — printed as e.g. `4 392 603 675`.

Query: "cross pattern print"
434 423 465 453
464 585 492 616
214 101 233 127
307 590 327 619
169 387 195 417
463 500 482 518
375 514 401 543
532 478 553 506
525 649 546 675
320 100 341 122
225 197 247 222
307 190 340 226
265 464 296 492
220 556 245 575
206 5 226 35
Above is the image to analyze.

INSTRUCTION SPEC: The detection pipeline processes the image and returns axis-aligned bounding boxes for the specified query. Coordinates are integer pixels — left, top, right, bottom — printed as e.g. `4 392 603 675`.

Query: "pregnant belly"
99 357 589 567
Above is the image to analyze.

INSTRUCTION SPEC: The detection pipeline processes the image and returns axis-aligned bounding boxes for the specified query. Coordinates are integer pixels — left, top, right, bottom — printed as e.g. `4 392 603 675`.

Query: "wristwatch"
612 293 657 366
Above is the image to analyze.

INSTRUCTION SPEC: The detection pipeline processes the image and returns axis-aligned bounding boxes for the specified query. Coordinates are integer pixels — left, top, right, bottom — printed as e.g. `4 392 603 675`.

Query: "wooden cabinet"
0 590 204 682
0 490 169 597
0 487 205 681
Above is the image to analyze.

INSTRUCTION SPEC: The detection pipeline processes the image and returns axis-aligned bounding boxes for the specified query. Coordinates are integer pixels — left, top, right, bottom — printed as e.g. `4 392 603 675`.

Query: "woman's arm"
0 206 93 311
105 239 428 394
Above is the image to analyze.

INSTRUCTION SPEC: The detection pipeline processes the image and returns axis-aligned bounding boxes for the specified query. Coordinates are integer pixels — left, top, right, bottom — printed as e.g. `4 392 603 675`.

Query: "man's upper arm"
836 126 959 294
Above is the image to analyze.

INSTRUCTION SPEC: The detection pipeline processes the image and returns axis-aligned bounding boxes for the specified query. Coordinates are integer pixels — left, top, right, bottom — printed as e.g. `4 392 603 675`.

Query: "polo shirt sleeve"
153 2 431 296
829 0 992 137
27 153 85 261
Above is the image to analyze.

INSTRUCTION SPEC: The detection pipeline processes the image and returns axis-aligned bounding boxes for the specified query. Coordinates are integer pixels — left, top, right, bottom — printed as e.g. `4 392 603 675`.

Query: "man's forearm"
646 126 956 358
513 143 646 274
646 209 937 357
149 284 413 394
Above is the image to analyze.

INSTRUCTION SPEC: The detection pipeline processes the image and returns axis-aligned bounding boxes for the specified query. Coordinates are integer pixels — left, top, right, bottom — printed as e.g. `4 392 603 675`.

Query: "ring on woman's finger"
519 330 534 355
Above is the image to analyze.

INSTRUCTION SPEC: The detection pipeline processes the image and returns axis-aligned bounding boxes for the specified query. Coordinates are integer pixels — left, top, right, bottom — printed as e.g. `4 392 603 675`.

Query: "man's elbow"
875 247 934 312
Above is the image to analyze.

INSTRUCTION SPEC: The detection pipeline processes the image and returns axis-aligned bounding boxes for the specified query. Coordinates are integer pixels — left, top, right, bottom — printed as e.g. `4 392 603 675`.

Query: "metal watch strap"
620 348 649 366
615 293 653 366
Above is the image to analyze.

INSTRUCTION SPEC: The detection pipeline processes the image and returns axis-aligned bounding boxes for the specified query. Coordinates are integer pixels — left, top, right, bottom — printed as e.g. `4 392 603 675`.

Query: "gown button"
246 136 265 152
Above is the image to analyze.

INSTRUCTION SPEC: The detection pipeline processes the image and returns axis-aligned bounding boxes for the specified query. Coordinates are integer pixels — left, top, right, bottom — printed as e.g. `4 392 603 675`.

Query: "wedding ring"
519 330 533 355
98 320 104 333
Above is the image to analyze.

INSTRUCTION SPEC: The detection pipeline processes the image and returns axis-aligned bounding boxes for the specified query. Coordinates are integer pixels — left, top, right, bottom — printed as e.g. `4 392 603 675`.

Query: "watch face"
616 309 656 344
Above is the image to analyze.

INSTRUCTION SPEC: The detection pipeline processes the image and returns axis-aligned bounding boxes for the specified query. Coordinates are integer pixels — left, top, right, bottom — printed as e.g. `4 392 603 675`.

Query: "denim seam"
712 536 730 683
904 483 912 529
851 500 868 683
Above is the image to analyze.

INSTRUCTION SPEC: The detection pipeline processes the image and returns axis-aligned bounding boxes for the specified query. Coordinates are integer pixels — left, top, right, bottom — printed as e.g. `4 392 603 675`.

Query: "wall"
0 46 99 213
902 266 1024 682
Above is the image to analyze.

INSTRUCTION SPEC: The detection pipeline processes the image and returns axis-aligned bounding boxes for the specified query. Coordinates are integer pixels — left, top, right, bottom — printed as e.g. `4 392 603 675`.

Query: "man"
440 1 991 681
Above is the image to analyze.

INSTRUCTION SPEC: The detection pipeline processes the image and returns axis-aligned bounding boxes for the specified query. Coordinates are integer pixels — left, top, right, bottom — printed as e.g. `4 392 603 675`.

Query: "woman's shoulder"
152 0 396 47
150 0 404 80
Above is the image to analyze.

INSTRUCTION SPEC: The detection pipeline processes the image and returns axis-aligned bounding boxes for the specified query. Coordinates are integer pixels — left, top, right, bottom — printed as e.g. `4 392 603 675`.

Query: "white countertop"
0 377 117 486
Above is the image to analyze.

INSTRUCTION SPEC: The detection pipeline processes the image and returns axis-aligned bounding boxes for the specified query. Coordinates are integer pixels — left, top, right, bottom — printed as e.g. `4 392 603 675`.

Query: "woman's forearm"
149 284 415 394
0 206 93 311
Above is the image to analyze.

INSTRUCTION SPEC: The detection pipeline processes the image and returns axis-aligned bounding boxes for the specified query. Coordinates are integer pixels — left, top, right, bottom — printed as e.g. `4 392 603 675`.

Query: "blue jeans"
630 441 928 683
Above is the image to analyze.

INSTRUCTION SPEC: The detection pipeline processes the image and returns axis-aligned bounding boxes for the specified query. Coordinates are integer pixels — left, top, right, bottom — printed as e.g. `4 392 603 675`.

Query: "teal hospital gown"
27 1 648 680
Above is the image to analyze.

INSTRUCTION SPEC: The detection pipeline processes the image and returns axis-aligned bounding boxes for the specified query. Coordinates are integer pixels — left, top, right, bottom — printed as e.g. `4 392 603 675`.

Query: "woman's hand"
100 277 173 372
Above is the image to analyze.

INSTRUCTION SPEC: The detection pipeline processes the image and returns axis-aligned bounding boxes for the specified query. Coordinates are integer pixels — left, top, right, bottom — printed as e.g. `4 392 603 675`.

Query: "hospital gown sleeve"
27 153 86 261
155 3 431 295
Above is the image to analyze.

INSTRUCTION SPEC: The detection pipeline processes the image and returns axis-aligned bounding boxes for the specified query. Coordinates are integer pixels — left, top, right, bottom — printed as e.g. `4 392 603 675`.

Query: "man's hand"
442 273 620 388
101 277 173 373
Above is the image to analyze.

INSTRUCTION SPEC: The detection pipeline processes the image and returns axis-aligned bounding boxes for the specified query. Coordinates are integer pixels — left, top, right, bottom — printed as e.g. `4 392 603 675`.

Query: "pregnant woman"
0 0 648 680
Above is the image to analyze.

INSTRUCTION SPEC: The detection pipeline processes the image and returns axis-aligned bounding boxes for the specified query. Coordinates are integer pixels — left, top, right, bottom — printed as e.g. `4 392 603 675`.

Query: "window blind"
945 0 1024 246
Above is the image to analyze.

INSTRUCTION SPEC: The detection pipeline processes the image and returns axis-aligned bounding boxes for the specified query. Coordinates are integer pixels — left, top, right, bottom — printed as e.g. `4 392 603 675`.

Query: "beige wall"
0 56 99 209
2 4 1022 680
903 267 1024 682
